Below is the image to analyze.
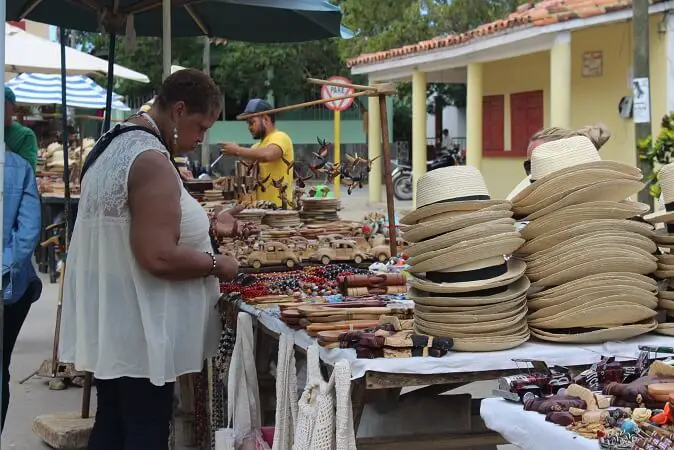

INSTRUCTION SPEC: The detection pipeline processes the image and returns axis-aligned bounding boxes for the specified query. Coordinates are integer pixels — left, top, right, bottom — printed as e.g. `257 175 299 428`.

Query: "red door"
510 91 544 157
482 95 505 155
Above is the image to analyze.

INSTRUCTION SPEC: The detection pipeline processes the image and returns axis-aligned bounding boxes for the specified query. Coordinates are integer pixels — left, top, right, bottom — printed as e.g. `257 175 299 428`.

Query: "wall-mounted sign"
582 51 603 77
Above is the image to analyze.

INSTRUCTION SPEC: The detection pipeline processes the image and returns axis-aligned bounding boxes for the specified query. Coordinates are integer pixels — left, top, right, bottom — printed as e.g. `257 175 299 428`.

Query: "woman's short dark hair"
155 69 223 117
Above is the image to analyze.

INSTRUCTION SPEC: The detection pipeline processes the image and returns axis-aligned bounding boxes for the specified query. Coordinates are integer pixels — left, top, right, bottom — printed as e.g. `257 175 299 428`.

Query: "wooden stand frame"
238 78 399 258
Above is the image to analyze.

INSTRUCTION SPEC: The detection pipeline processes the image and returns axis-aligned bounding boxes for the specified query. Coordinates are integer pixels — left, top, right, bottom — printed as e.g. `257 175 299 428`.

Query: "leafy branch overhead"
639 112 674 198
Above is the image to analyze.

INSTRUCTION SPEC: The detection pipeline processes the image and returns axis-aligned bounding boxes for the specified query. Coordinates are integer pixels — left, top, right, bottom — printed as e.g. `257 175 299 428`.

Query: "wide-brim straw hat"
514 179 644 220
528 272 657 301
401 165 510 225
529 319 657 343
409 275 530 307
408 232 524 273
528 297 657 329
406 218 516 258
403 207 514 243
520 201 650 240
525 246 657 281
415 293 526 314
522 232 657 265
516 219 655 255
525 135 640 184
414 296 527 324
653 229 674 245
408 258 526 294
644 163 674 224
530 255 657 288
513 169 642 211
529 285 658 312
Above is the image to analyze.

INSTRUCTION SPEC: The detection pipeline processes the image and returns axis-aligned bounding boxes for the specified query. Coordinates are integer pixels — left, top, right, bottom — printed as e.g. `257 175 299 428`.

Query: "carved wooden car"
310 239 369 265
247 241 301 269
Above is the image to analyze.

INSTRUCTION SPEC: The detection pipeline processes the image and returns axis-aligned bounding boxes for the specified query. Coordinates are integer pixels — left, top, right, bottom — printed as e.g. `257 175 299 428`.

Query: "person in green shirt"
5 86 38 172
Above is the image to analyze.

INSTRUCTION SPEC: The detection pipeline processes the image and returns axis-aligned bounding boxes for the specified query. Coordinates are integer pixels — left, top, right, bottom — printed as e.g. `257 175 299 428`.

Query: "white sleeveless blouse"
60 125 221 386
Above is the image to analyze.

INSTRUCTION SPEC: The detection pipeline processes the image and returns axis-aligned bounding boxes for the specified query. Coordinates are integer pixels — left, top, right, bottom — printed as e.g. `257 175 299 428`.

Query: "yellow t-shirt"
252 130 294 205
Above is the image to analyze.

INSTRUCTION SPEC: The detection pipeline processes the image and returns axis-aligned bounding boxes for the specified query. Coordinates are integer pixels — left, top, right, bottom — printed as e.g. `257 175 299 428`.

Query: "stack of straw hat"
512 135 658 343
400 166 530 352
644 163 674 336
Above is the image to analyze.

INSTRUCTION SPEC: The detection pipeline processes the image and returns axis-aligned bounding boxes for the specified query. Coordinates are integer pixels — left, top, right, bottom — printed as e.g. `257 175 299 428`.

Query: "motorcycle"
392 147 460 201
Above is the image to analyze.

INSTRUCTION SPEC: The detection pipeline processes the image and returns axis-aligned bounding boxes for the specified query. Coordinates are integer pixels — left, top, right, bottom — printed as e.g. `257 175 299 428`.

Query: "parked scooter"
392 148 459 201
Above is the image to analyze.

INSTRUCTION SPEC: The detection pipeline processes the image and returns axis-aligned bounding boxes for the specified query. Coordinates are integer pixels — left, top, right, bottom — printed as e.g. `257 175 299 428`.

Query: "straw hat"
400 166 509 225
521 201 650 240
408 258 526 294
406 218 516 258
645 163 674 224
407 232 524 273
403 206 514 243
530 319 657 343
409 275 530 307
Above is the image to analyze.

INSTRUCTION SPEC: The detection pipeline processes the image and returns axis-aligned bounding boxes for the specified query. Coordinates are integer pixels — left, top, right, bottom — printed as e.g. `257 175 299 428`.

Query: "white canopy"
5 24 149 83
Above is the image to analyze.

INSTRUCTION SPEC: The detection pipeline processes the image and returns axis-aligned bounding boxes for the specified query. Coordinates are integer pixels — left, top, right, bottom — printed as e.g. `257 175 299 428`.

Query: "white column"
549 32 572 128
466 63 483 168
411 69 427 208
367 89 382 204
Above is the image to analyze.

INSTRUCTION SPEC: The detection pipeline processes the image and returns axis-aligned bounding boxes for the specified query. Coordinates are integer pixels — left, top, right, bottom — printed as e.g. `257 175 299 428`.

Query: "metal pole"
201 36 211 167
103 35 117 134
633 0 653 204
0 4 7 427
162 0 172 81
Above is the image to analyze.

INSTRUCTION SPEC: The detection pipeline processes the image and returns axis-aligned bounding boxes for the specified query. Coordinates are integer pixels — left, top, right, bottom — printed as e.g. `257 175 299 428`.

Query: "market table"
238 302 674 449
480 397 598 450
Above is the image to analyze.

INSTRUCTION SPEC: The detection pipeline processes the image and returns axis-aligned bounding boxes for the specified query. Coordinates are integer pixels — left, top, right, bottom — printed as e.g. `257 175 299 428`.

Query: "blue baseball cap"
243 98 272 114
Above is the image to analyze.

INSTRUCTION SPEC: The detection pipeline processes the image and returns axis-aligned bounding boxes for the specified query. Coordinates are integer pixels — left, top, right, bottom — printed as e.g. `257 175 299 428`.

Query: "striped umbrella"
6 73 130 110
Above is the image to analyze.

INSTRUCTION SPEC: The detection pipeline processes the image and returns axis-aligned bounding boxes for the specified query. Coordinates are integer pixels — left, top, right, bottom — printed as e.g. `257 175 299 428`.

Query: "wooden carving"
271 177 291 210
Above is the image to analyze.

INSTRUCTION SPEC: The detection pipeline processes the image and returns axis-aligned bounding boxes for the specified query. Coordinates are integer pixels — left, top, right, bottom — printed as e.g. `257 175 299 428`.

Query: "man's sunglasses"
523 160 531 176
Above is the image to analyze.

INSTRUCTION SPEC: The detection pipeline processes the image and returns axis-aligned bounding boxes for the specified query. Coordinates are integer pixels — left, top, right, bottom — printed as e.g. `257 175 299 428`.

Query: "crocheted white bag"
292 345 322 450
334 360 356 450
272 333 298 450
227 313 262 450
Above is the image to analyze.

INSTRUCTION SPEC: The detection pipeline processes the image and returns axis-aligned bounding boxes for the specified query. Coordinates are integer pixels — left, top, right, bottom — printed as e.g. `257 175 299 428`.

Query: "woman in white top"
60 69 239 450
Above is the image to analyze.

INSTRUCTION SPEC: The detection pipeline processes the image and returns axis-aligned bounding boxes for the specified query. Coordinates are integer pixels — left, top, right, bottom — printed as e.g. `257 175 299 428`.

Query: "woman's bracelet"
205 252 217 277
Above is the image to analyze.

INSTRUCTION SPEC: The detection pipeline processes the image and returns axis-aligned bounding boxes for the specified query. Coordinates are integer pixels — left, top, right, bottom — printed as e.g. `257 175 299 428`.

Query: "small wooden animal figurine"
345 169 365 195
253 173 271 192
294 169 313 189
271 177 290 210
308 185 331 199
318 162 342 184
312 137 331 160
239 160 259 176
365 155 381 172
281 155 295 174
292 187 304 211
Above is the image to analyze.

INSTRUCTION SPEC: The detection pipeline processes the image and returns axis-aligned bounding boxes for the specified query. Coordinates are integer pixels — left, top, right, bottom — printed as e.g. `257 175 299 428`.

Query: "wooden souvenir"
310 239 369 265
271 177 291 210
246 240 301 269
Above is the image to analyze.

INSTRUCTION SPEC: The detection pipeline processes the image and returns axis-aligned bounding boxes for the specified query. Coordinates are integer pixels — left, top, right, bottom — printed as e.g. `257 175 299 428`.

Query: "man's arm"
3 162 41 274
222 143 282 163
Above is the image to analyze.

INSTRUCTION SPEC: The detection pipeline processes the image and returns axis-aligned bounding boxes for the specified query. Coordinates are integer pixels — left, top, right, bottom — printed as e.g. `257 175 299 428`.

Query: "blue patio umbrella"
7 73 131 110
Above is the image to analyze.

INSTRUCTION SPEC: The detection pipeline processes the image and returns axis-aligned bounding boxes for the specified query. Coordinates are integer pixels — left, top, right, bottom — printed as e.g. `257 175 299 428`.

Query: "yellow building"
348 0 674 203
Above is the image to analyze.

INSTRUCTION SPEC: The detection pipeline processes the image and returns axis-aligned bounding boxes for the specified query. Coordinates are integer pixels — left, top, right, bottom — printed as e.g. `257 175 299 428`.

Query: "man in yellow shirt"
220 99 294 206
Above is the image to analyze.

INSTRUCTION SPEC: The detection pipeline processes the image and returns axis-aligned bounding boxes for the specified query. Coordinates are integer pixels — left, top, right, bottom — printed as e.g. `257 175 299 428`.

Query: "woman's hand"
214 204 245 237
214 255 239 281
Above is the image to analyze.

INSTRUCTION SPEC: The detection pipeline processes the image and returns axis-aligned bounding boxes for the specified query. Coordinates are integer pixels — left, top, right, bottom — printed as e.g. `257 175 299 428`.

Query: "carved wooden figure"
271 177 291 210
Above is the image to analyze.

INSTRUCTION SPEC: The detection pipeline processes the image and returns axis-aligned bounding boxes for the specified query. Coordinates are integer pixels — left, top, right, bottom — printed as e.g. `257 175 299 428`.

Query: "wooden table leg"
351 377 367 434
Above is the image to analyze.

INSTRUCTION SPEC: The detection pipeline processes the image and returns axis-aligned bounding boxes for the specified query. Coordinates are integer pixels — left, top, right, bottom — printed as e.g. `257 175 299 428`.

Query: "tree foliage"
338 0 530 112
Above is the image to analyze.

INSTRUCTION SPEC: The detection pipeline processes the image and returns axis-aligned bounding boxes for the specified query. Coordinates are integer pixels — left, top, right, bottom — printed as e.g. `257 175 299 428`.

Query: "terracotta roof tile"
346 0 666 68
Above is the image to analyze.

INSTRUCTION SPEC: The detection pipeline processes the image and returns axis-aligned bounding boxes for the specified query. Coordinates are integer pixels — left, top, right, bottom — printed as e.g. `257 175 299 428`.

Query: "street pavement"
1 185 516 449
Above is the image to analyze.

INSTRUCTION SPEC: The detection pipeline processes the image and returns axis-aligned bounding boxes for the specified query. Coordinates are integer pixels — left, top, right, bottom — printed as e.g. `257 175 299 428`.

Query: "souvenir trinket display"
512 136 657 343
300 197 341 224
338 273 407 297
401 165 529 352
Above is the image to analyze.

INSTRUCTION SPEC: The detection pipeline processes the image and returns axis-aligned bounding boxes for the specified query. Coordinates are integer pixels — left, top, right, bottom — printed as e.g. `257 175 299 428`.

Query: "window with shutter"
482 95 505 157
510 90 544 157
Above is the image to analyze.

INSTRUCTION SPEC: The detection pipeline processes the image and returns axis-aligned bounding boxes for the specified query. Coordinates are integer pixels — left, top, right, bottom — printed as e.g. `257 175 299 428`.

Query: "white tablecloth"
239 302 674 380
480 397 598 450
